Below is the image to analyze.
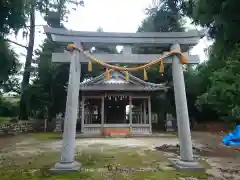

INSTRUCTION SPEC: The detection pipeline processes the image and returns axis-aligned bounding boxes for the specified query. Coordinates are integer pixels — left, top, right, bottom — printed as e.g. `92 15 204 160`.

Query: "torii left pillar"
51 44 81 171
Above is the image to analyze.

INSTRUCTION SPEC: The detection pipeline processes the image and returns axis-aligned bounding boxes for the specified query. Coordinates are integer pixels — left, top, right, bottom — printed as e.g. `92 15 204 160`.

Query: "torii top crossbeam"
44 26 204 50
44 26 204 64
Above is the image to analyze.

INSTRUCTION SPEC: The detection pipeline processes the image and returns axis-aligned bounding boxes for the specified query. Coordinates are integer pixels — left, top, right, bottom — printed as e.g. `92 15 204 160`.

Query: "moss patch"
28 132 63 141
0 146 209 180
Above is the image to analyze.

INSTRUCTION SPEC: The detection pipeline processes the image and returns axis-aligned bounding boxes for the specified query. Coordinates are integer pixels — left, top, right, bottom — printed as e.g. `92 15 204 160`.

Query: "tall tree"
19 0 36 120
196 44 240 121
19 0 84 120
0 0 27 93
139 0 186 32
184 0 240 122
186 0 240 48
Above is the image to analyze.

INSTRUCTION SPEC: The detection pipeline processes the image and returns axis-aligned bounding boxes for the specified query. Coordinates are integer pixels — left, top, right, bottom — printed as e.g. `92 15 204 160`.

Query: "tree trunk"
19 0 36 120
47 85 54 122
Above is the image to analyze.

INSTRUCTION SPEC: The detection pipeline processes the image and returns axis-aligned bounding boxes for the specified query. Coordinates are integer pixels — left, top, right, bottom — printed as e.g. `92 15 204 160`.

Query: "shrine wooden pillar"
81 96 85 133
148 96 152 133
140 104 143 124
101 96 104 130
143 100 147 124
129 96 132 131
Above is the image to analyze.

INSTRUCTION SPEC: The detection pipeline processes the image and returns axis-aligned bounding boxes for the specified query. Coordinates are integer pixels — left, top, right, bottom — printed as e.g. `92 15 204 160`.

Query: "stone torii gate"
44 26 205 171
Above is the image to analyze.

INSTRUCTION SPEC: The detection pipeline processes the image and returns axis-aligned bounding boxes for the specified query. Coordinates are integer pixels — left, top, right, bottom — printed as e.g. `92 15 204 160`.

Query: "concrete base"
169 158 205 172
50 161 81 172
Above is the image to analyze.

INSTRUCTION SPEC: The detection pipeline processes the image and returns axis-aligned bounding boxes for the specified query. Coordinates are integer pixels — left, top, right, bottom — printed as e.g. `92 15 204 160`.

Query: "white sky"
9 0 212 75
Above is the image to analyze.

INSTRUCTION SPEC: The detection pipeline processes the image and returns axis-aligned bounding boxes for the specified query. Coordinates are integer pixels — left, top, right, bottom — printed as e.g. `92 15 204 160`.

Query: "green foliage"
26 39 68 119
196 44 240 121
183 0 240 122
188 0 240 48
0 37 22 93
0 0 27 35
138 0 185 32
0 96 19 117
0 0 26 93
19 0 84 120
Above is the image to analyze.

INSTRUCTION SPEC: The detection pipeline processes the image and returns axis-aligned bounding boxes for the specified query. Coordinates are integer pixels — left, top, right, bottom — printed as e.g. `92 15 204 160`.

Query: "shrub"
0 96 18 117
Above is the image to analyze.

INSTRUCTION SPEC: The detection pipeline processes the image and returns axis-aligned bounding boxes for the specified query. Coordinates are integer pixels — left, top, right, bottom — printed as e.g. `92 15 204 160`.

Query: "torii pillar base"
170 159 205 172
51 161 81 172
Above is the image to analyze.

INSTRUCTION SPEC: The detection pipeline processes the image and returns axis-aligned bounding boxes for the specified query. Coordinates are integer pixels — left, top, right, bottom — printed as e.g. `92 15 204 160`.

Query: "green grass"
0 146 209 180
28 132 63 141
0 116 10 123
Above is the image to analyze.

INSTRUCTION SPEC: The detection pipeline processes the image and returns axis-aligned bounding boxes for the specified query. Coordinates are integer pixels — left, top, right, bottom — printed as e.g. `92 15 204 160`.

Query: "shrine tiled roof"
79 70 167 91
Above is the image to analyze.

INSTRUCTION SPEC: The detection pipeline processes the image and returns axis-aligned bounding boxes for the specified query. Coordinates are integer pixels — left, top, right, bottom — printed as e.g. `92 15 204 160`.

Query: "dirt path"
192 132 240 180
0 135 26 150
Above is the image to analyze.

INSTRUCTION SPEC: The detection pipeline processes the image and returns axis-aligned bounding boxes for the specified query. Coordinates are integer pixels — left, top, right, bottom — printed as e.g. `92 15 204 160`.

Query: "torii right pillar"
171 44 204 171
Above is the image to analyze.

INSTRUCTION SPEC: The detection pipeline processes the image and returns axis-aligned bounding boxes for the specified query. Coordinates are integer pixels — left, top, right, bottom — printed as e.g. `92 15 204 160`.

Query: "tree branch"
4 39 28 49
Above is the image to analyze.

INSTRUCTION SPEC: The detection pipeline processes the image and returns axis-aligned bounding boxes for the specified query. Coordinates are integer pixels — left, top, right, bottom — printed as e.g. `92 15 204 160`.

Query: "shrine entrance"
44 26 205 171
104 96 127 124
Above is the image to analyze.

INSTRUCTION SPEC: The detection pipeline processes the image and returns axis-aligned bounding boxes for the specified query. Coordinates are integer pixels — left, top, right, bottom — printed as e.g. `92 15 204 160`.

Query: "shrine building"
78 70 167 135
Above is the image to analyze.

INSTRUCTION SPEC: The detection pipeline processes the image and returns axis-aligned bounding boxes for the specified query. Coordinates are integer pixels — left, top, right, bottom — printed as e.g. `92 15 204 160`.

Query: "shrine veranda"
44 26 205 171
